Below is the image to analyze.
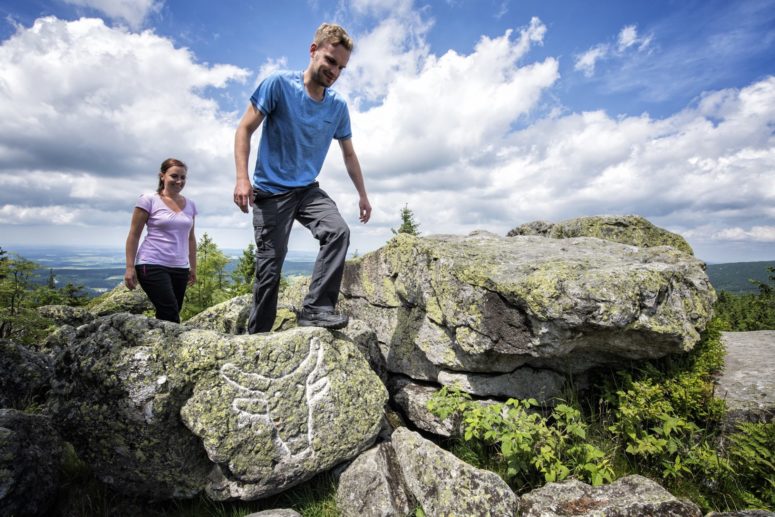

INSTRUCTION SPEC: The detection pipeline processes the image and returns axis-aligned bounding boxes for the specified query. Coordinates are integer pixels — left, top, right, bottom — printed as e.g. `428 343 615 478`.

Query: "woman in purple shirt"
124 158 197 323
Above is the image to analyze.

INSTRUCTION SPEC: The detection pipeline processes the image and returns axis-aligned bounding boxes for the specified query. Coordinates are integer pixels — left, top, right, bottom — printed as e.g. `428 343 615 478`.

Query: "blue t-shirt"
251 70 352 194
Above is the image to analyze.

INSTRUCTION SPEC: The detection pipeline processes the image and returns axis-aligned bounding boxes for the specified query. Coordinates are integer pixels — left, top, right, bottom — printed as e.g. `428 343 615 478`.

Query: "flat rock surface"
717 331 775 424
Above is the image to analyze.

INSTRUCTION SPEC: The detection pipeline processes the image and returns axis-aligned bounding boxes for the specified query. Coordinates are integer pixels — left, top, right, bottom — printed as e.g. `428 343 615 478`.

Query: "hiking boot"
297 308 349 329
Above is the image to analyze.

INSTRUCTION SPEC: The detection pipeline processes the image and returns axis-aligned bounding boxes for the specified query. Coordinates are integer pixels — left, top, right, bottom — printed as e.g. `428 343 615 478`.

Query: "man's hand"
234 177 252 213
359 197 371 223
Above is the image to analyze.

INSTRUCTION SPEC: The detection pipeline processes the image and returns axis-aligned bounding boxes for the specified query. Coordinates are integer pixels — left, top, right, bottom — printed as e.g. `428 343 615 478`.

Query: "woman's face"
160 165 187 193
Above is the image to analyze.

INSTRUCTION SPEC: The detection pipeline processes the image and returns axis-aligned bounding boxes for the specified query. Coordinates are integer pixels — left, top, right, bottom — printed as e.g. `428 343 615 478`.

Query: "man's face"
309 41 351 88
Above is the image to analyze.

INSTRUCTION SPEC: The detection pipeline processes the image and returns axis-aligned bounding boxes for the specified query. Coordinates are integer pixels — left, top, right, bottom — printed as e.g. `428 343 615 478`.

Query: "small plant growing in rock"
428 385 614 489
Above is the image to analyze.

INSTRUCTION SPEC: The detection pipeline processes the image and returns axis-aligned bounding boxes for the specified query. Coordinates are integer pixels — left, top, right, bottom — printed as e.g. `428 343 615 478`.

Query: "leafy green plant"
428 386 614 489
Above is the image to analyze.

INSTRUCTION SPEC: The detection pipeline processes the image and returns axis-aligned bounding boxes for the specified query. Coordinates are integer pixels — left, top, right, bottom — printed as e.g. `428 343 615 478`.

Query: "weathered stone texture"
50 314 386 501
87 282 153 316
519 475 702 517
0 339 53 408
182 327 388 501
0 409 63 517
341 232 714 383
717 331 775 425
508 214 694 255
336 442 414 517
392 427 519 516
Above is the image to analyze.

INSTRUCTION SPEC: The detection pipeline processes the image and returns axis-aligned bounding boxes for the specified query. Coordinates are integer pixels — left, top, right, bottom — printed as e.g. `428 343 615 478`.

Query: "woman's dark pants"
136 264 189 323
248 184 350 334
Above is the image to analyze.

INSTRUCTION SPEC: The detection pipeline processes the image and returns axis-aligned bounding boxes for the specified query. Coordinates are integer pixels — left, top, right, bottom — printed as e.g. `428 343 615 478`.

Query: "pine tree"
391 204 421 236
230 242 256 296
181 233 230 319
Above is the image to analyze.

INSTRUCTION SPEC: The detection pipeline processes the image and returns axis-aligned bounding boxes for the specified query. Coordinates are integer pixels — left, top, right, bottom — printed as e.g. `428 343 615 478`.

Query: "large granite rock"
0 339 53 408
717 331 775 425
341 232 714 384
87 282 153 316
185 294 252 334
37 304 95 327
391 427 519 516
337 428 518 517
0 409 64 517
50 313 387 501
519 474 702 516
508 215 694 255
336 442 414 517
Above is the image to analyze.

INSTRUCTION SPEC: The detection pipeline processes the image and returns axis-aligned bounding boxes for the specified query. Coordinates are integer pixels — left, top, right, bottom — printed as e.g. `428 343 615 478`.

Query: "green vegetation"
714 266 775 330
429 319 774 513
0 245 89 344
391 204 421 236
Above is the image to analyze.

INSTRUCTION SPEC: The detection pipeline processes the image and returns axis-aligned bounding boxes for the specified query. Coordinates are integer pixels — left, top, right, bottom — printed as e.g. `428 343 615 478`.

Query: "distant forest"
706 260 775 294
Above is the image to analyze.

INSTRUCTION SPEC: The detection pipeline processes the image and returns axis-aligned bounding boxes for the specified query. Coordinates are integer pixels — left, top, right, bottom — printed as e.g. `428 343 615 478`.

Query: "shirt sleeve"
189 199 198 217
250 73 280 116
334 102 352 140
135 193 153 213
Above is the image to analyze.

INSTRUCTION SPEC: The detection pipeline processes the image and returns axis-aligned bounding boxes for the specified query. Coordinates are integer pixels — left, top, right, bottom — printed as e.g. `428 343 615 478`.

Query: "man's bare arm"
233 103 265 213
339 138 371 223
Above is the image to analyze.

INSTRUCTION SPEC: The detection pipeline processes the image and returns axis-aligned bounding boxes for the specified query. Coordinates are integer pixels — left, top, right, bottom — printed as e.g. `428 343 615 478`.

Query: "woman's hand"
124 267 138 290
188 270 197 286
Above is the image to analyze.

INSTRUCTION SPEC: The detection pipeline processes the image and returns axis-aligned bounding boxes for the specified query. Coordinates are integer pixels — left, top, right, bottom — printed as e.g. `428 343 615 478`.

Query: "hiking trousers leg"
247 184 350 334
248 190 296 334
136 264 189 323
297 187 350 312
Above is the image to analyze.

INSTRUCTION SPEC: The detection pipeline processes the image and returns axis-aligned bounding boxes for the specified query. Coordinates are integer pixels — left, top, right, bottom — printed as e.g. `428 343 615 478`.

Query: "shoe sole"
298 319 348 330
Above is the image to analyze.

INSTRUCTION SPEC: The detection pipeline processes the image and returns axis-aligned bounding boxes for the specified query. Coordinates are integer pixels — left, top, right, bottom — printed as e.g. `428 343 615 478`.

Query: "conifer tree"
181 233 230 319
391 204 421 236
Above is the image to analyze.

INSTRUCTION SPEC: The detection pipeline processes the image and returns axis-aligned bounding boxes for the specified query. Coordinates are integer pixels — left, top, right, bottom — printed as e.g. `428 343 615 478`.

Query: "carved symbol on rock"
220 337 330 458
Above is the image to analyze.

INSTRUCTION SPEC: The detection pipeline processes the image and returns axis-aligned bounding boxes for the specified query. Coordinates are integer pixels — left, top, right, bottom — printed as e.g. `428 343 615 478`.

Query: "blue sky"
0 0 774 262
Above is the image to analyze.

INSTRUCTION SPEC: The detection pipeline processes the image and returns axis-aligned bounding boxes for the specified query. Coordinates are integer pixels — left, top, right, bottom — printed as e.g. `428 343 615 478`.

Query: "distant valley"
6 246 774 296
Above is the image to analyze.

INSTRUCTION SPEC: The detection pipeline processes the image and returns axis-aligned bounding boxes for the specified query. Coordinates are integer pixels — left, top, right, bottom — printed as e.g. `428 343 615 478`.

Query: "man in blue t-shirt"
233 23 371 333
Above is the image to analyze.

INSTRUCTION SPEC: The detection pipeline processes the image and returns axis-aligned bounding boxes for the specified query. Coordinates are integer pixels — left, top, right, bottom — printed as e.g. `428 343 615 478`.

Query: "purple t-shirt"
135 193 197 268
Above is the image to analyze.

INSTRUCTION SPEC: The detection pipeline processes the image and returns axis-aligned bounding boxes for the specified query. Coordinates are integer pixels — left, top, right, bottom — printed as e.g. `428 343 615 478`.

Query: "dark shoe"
297 308 349 329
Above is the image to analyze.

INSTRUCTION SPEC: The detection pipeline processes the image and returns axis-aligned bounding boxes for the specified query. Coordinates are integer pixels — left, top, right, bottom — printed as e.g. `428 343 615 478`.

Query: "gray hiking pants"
248 182 350 334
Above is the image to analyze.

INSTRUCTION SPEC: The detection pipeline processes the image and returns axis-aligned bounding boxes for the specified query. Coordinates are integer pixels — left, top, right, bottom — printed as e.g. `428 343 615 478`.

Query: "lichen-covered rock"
50 314 213 500
185 295 252 334
37 304 95 327
336 442 414 517
0 339 53 408
181 327 387 501
519 475 702 516
342 232 714 381
391 427 519 516
717 331 775 426
87 282 153 316
388 376 460 437
437 366 565 403
50 314 387 502
508 215 694 255
0 409 63 517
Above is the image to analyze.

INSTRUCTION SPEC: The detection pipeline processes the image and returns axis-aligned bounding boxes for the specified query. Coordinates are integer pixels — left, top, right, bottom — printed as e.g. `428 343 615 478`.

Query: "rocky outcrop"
37 304 95 327
337 427 518 517
0 339 53 408
508 215 694 255
519 474 702 516
185 294 252 334
717 331 775 426
336 442 414 517
49 313 387 501
87 282 153 316
341 232 714 392
0 409 64 517
388 376 461 437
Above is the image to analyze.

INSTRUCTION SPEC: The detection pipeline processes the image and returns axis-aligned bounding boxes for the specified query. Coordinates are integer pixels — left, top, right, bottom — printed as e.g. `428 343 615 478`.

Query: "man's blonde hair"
313 23 353 51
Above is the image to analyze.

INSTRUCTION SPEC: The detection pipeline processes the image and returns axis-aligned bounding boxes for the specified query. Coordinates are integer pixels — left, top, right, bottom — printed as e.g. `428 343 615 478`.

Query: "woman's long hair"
157 158 187 193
